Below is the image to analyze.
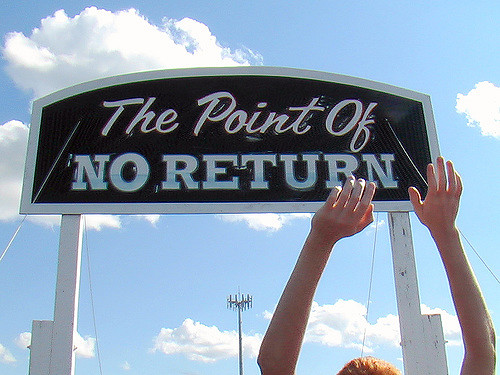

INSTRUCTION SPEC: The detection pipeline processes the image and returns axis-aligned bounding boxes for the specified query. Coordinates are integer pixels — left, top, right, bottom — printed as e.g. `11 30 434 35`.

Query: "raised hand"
258 177 376 375
311 176 376 247
409 157 495 375
408 156 462 235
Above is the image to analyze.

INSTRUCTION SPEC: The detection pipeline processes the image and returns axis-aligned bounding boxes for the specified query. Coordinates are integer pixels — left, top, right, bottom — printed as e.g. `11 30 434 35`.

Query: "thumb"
359 204 375 231
408 187 423 214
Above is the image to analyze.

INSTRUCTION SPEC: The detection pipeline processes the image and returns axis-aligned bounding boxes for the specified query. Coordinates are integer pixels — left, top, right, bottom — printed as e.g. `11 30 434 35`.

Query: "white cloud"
74 333 96 358
367 218 386 234
0 343 16 364
0 120 124 231
24 215 61 227
83 215 122 231
456 81 500 139
370 218 385 229
14 332 31 349
0 8 260 229
421 304 461 346
264 300 461 353
14 331 95 358
217 213 312 232
121 361 131 370
3 7 262 98
24 213 161 231
152 318 262 363
304 299 399 353
0 121 28 221
131 215 161 226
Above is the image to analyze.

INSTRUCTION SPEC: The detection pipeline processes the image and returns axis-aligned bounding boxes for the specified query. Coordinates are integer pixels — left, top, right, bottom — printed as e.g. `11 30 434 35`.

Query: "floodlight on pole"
227 292 253 375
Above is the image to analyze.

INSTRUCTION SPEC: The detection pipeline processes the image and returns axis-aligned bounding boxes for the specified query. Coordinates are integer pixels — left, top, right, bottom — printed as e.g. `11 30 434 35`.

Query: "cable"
0 215 27 265
32 120 81 203
384 121 499 286
360 212 379 357
83 216 104 375
458 228 500 285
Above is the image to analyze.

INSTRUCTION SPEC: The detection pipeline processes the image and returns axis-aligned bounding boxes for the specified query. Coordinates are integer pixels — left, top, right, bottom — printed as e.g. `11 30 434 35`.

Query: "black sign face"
21 67 439 214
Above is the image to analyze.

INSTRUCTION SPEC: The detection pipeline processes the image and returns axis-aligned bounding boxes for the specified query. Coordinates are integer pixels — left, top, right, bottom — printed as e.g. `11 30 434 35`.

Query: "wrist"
429 225 460 246
305 229 340 253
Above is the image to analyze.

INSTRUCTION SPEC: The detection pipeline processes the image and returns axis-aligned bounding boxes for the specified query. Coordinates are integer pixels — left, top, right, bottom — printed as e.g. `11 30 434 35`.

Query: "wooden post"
388 212 448 375
28 320 53 375
29 214 83 375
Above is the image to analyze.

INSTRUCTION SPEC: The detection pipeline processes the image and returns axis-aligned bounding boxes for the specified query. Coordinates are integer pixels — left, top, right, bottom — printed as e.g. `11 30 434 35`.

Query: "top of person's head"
337 357 402 375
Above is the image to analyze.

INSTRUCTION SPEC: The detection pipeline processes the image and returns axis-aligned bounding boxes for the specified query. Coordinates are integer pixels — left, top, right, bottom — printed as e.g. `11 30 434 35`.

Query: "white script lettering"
325 99 378 152
194 91 324 136
101 98 179 136
99 93 378 153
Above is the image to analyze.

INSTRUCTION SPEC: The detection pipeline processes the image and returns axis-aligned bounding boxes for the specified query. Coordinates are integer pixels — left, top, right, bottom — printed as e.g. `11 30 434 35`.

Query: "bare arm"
258 177 376 375
409 157 496 375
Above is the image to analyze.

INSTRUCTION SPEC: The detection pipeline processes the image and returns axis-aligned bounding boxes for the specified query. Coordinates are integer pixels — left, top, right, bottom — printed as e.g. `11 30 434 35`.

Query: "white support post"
388 212 448 375
28 320 54 375
29 214 83 375
421 313 448 373
50 214 83 375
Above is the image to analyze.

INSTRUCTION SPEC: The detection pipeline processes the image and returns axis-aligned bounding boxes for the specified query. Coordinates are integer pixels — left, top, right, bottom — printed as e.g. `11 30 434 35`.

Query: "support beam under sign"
388 212 448 375
29 214 83 375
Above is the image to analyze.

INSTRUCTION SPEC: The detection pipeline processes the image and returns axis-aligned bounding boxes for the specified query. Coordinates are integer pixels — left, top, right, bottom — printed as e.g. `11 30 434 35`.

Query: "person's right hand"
408 156 462 235
311 176 376 248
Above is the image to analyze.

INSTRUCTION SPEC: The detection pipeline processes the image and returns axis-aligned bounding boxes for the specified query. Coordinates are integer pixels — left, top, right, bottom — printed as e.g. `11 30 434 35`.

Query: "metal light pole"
227 292 253 375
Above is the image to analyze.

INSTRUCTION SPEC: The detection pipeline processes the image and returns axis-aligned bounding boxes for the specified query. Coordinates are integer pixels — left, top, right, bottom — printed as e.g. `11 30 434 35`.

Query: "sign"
20 67 439 214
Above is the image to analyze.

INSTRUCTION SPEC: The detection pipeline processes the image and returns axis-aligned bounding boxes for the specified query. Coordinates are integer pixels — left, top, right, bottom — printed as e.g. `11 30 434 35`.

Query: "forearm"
431 227 496 374
258 233 334 375
258 179 375 374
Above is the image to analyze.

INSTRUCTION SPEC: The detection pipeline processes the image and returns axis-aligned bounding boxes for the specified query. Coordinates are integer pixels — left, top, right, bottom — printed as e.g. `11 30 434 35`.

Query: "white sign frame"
21 67 440 215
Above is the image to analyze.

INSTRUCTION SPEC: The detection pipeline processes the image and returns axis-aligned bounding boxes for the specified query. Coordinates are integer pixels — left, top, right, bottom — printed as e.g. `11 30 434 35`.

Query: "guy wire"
83 216 104 375
384 121 499 286
361 212 380 357
458 228 500 285
0 215 27 265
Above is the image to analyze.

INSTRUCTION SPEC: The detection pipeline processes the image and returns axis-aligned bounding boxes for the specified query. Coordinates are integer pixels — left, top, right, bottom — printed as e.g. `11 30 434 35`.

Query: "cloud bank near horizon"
0 331 96 366
152 299 460 364
264 299 461 354
152 318 262 363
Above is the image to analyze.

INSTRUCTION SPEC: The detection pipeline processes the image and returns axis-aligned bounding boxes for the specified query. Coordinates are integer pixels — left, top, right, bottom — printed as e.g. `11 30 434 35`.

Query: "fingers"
358 184 375 229
358 181 376 212
325 185 342 207
427 162 437 192
446 160 463 199
357 203 375 232
446 160 456 191
340 178 376 214
345 178 365 210
428 157 461 194
327 177 376 213
436 156 447 191
314 179 376 243
408 186 423 215
456 171 463 196
335 176 355 207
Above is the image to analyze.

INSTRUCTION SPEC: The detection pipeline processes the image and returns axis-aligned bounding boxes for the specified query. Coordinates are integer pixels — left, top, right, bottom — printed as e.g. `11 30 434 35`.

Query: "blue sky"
0 1 499 374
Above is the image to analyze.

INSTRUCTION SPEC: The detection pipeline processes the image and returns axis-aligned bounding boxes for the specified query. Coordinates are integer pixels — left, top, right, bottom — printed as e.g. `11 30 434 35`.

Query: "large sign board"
20 67 439 214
